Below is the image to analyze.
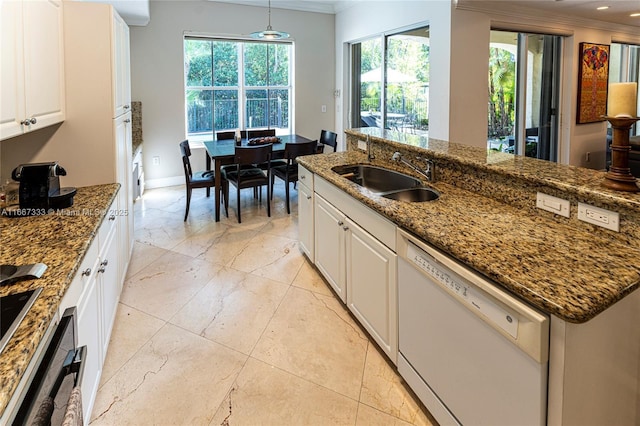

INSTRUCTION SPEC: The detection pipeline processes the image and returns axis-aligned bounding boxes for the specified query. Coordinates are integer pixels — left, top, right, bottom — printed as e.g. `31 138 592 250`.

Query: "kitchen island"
0 184 119 420
297 128 640 425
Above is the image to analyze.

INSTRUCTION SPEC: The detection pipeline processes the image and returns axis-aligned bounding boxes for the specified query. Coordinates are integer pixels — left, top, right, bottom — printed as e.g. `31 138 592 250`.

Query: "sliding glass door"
488 31 562 161
351 25 429 135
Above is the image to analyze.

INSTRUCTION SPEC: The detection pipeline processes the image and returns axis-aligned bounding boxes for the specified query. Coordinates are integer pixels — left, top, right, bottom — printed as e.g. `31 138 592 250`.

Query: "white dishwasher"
396 229 550 426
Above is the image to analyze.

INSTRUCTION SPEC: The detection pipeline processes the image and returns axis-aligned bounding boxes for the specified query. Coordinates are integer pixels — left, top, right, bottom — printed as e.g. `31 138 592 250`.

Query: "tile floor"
89 181 434 425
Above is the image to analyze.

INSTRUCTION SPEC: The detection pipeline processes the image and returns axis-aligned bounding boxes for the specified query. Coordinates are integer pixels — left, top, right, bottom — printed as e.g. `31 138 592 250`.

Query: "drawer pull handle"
109 215 116 221
100 260 109 267
29 117 37 125
300 175 305 179
81 268 91 276
343 226 349 231
337 221 344 226
306 195 312 200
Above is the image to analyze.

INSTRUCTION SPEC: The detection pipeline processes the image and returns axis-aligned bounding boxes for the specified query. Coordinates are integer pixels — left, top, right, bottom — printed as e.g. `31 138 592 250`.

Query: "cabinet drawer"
298 165 314 190
98 206 118 248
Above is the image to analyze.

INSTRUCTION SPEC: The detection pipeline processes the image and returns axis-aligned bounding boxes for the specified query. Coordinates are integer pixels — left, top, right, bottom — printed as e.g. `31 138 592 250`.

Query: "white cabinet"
346 220 397 363
112 12 131 118
114 113 133 281
314 195 347 302
76 267 102 424
54 1 133 273
1 0 65 140
97 212 119 359
58 197 122 424
313 175 398 363
298 165 314 261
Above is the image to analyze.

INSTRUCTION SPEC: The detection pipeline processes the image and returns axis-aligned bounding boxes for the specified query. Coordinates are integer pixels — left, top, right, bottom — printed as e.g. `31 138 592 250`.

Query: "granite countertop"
297 148 640 324
0 184 119 416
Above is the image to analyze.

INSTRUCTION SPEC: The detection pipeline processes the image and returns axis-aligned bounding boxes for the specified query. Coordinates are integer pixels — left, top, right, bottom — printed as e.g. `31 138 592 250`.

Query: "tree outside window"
184 38 292 138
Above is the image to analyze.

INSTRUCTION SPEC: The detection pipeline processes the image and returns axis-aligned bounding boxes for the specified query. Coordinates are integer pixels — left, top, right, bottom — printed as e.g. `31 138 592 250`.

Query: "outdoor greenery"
184 39 291 134
359 34 430 131
488 46 516 140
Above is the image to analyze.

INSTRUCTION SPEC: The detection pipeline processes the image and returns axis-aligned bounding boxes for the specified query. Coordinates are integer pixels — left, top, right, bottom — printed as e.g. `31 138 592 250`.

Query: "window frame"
183 35 294 140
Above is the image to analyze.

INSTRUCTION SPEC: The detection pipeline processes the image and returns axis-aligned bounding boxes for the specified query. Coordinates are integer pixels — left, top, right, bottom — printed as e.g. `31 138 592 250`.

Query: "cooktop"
0 288 43 355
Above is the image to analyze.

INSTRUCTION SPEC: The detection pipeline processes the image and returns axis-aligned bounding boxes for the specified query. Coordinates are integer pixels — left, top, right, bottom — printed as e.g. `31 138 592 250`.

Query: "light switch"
536 192 570 218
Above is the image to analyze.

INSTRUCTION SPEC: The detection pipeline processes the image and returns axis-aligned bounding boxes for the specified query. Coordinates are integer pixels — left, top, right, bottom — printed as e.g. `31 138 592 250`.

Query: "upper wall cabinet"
0 0 65 141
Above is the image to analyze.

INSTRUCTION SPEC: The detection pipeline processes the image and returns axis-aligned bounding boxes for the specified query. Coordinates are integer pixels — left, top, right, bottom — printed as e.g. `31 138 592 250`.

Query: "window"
609 43 640 136
184 37 292 138
488 30 562 161
350 25 429 135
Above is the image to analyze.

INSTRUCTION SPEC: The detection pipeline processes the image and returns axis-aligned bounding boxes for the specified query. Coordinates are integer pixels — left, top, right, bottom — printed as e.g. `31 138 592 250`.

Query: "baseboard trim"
145 176 183 189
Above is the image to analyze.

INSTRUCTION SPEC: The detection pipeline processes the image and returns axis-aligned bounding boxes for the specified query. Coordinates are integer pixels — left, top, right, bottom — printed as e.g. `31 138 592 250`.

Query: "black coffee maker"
10 162 77 212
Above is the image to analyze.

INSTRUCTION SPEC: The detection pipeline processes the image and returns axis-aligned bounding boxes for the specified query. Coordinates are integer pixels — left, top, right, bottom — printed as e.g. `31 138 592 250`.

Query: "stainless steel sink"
331 164 422 193
332 164 439 202
382 188 440 202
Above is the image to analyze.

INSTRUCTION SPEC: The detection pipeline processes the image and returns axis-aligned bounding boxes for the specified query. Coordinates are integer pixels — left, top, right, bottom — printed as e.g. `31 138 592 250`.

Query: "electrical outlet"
577 202 619 232
536 192 570 217
152 156 160 165
357 140 367 151
321 105 327 113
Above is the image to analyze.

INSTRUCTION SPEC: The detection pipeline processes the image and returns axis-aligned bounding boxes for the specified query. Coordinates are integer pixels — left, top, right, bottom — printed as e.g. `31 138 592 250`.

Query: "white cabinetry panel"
1 0 65 140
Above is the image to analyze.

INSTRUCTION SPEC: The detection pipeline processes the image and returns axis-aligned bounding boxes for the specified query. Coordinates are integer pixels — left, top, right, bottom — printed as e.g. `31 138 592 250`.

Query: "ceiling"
456 0 640 28
99 0 640 27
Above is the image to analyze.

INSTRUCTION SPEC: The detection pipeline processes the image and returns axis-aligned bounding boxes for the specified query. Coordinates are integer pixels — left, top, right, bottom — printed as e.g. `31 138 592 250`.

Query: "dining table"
203 134 316 221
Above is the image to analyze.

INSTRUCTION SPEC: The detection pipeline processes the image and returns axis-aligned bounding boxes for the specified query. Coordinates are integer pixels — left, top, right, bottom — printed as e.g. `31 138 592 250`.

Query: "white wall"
129 1 335 187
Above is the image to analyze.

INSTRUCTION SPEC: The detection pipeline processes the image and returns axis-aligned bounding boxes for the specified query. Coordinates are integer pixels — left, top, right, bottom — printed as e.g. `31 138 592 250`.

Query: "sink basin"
331 164 422 193
382 188 440 202
332 163 439 202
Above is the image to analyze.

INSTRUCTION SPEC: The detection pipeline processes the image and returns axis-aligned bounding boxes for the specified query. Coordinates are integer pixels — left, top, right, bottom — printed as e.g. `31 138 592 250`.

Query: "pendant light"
250 0 290 40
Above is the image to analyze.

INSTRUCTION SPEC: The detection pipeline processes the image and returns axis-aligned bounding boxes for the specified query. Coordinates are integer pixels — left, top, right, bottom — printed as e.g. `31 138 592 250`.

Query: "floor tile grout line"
106 184 431 425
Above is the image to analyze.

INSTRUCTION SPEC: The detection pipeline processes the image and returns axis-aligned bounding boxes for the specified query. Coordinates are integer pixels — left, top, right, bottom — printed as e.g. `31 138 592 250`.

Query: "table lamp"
602 82 639 192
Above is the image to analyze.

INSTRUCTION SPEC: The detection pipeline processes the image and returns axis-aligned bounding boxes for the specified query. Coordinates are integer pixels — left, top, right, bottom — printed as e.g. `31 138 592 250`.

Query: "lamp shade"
250 0 289 40
607 82 638 117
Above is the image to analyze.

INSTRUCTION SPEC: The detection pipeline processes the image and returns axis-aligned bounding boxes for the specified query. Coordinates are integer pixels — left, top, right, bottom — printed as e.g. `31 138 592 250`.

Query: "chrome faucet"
392 152 435 182
366 135 375 161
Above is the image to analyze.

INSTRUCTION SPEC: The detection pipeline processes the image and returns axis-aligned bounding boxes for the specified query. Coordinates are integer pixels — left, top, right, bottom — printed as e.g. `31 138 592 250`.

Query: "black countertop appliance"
9 162 77 214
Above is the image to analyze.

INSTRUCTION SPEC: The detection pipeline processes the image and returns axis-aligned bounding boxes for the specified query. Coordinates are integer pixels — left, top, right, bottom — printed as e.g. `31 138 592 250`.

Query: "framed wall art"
576 42 610 124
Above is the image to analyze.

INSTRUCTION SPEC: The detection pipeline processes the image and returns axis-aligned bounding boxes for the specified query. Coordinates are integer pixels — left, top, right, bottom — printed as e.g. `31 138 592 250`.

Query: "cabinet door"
23 0 65 130
77 274 102 423
98 226 120 357
0 0 64 140
114 113 133 281
0 0 25 140
112 11 130 118
346 218 398 363
298 181 314 261
314 195 346 302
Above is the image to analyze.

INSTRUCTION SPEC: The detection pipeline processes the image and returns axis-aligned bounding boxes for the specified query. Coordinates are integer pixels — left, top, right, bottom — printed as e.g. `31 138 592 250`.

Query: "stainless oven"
11 307 86 425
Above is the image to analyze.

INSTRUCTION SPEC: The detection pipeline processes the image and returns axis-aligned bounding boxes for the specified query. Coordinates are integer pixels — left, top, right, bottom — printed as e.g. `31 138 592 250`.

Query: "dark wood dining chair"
216 131 236 140
318 130 338 153
270 140 318 214
222 144 273 223
247 129 276 138
180 140 225 221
